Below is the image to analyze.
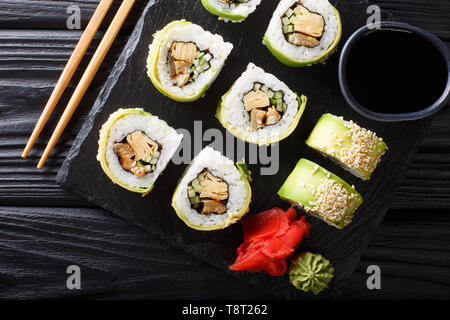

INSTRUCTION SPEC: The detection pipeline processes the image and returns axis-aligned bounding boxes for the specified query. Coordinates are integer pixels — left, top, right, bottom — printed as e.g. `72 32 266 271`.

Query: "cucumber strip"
137 160 147 167
275 91 283 99
287 33 296 43
283 24 294 34
192 179 201 192
293 6 302 15
188 188 196 198
203 53 212 62
286 8 294 17
197 52 205 59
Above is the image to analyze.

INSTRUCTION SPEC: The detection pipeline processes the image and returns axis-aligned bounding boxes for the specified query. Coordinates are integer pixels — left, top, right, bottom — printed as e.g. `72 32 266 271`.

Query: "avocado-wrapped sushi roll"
147 20 233 102
278 159 363 229
97 108 183 194
217 63 307 146
306 114 387 180
264 0 342 67
201 0 262 23
172 147 252 231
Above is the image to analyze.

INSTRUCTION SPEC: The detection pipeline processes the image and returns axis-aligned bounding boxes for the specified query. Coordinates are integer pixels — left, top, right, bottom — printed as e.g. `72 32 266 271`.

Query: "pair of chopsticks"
22 0 136 168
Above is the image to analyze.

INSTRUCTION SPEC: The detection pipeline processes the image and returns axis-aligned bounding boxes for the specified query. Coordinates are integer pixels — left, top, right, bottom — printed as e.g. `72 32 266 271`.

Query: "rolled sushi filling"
172 147 250 229
187 169 229 215
148 21 233 101
264 0 341 65
219 63 304 145
243 82 286 130
168 41 214 87
281 2 325 48
113 131 161 177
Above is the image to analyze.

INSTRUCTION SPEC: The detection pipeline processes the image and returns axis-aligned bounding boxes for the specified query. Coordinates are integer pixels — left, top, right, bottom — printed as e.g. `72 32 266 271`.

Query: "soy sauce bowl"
339 22 450 122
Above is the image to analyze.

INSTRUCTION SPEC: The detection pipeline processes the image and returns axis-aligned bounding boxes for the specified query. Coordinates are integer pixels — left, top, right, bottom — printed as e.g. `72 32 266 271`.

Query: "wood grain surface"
0 0 449 299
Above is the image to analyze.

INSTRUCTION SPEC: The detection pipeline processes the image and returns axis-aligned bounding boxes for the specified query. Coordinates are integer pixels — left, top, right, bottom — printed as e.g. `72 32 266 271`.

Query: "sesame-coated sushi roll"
201 0 262 23
97 108 183 195
217 63 307 146
278 159 363 229
172 147 252 231
306 114 387 180
147 20 233 102
264 0 342 67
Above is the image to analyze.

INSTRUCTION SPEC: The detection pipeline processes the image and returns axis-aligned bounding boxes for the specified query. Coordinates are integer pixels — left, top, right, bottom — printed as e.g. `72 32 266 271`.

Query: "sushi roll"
306 114 387 180
201 0 262 23
264 0 342 67
172 147 252 231
147 20 233 102
278 159 363 229
217 63 307 146
97 108 183 194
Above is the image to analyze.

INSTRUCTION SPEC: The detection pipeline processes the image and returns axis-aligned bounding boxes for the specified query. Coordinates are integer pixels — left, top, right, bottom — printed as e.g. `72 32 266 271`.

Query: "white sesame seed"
308 177 360 227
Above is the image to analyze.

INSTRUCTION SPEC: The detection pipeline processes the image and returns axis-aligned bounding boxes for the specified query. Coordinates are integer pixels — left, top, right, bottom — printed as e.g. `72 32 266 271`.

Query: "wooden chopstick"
37 0 136 169
22 0 114 159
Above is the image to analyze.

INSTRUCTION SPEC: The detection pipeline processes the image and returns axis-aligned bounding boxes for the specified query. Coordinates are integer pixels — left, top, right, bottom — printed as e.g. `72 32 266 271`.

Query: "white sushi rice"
172 147 247 227
208 0 261 22
148 22 233 98
265 0 340 61
222 63 299 145
103 111 183 189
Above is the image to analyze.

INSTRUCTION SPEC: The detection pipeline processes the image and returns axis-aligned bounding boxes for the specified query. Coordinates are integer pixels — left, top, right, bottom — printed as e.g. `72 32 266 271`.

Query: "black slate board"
57 0 427 299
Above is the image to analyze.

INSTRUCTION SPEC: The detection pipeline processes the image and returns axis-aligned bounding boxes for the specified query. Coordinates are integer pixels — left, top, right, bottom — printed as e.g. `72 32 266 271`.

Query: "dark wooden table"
0 0 449 299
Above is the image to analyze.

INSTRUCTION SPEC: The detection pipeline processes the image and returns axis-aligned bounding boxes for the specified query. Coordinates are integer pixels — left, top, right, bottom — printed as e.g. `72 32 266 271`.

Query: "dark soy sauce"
346 29 447 114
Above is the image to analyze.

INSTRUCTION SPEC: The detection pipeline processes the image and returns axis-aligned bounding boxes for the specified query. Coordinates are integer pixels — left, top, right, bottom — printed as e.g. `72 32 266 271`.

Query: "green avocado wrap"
147 20 233 102
306 113 387 180
264 0 342 67
278 158 363 229
97 108 183 195
171 147 252 231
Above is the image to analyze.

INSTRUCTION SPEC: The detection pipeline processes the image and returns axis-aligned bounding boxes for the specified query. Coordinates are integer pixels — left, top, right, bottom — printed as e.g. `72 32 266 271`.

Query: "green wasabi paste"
288 252 334 295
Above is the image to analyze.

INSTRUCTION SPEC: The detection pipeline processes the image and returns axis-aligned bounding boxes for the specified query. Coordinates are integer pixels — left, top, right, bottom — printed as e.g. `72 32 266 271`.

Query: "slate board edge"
55 0 278 299
56 0 155 185
56 0 427 300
